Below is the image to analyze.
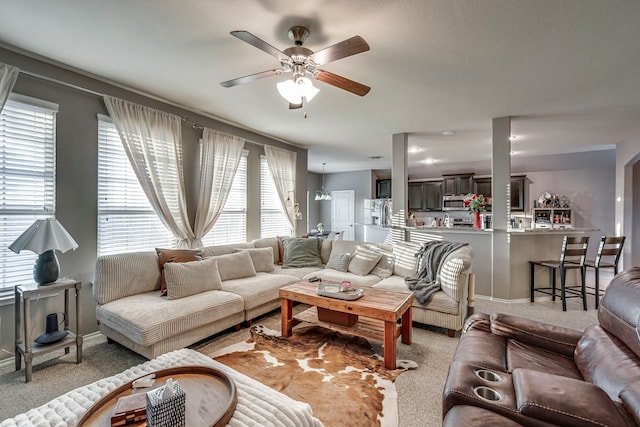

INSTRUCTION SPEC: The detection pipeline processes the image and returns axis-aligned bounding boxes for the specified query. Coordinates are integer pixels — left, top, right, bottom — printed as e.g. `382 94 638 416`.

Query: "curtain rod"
18 68 201 127
16 67 293 150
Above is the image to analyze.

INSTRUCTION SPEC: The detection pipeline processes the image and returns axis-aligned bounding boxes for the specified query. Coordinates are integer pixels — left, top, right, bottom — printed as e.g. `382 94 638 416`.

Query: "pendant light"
315 163 332 201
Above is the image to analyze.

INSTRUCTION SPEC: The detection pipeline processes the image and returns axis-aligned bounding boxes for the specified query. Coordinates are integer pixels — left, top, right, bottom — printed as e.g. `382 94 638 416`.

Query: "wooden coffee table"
279 281 413 369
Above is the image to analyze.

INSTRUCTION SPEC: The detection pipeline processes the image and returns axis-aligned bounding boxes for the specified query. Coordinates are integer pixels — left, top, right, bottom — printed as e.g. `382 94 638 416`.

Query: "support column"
491 117 511 299
390 133 408 242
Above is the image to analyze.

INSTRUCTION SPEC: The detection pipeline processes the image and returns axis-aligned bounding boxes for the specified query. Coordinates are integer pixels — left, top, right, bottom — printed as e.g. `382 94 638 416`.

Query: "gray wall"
0 47 307 362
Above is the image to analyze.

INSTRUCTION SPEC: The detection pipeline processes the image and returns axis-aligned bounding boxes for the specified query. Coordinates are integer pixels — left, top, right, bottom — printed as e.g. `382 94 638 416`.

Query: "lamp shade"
9 219 78 255
277 80 302 104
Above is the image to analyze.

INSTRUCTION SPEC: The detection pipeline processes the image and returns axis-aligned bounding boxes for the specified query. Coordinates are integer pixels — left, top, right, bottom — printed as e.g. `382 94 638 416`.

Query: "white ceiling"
1 0 639 173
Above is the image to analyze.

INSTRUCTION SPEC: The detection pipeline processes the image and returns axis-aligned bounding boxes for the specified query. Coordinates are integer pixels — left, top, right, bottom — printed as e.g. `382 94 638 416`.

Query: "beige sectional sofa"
92 237 474 359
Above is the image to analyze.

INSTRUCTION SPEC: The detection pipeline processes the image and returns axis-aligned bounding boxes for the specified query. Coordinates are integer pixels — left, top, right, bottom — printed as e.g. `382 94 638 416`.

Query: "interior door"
331 190 355 240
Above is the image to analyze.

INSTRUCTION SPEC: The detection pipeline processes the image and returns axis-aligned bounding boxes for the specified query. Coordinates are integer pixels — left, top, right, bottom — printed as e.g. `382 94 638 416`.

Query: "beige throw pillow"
213 251 257 281
234 247 274 273
325 252 351 272
348 246 382 276
164 257 222 300
370 246 396 279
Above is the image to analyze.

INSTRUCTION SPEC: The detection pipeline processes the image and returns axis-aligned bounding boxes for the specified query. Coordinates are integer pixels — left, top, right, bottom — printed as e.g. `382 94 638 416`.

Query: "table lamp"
9 218 79 285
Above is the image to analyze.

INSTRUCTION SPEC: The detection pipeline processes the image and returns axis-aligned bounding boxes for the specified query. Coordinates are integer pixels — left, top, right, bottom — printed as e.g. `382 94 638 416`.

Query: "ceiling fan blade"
289 102 303 110
220 69 282 88
315 70 371 97
309 36 370 66
230 31 291 63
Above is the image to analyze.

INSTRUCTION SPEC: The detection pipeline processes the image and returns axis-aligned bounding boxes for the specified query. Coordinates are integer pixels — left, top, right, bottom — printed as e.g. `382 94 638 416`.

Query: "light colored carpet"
0 298 598 426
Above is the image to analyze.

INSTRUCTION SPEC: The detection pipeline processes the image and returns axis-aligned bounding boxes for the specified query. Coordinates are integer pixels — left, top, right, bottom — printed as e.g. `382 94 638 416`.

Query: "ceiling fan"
220 26 371 109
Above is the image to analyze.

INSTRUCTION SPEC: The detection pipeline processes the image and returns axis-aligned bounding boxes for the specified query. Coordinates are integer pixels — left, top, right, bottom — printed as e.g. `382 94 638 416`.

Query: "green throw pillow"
281 237 323 268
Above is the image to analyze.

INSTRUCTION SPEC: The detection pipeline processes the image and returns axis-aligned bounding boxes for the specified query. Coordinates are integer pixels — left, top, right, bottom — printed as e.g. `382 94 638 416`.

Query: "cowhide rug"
204 325 416 427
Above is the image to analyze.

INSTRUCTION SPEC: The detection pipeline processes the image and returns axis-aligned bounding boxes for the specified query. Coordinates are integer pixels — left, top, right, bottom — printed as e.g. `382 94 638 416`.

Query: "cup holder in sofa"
473 386 502 402
475 369 502 382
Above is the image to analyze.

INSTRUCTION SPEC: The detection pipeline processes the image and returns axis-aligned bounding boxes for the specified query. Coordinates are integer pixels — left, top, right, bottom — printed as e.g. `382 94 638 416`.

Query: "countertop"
405 226 599 234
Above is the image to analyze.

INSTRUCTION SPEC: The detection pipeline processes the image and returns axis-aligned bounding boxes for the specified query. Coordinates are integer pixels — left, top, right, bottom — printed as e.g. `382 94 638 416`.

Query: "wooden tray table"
77 366 237 427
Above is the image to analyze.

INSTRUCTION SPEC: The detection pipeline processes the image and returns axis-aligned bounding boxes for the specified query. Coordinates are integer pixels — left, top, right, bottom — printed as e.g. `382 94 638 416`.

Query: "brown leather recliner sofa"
442 267 640 427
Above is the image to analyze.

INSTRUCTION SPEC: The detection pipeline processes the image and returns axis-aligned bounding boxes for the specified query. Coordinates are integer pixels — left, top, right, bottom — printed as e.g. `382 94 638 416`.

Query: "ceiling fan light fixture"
277 79 303 104
297 77 319 102
277 77 319 104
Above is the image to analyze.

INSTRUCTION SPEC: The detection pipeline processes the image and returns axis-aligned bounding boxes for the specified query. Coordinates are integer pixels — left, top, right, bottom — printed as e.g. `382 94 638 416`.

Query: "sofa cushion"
213 251 257 281
440 259 467 302
513 368 629 427
369 246 395 279
320 239 333 265
95 290 244 347
164 257 223 300
221 272 298 311
392 241 421 277
330 240 360 258
507 339 583 380
277 236 285 265
348 246 382 276
304 269 380 286
272 265 322 279
281 237 323 268
155 248 204 296
251 237 280 264
93 251 161 305
202 242 254 257
373 276 459 314
325 252 350 272
575 324 640 402
236 247 274 273
620 380 640 426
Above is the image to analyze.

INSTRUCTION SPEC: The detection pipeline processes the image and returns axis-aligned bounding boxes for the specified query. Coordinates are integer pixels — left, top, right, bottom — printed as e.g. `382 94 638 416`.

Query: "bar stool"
529 235 589 311
585 236 625 309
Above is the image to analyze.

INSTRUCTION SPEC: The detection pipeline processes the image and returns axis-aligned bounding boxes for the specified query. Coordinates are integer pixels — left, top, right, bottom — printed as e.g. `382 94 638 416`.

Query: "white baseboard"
475 294 552 304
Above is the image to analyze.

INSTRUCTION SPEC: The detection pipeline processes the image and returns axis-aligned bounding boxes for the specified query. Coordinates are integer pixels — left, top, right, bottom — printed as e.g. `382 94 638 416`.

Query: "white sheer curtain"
103 96 196 248
264 145 297 233
193 128 245 247
0 63 19 113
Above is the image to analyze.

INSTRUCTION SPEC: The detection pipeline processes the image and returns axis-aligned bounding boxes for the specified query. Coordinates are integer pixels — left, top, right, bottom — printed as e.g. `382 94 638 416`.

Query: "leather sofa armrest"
462 313 491 333
490 312 582 357
514 368 628 427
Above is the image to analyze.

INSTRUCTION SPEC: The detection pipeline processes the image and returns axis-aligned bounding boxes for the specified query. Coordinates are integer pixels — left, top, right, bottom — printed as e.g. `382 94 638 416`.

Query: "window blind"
260 155 292 238
97 116 174 256
0 95 57 291
200 150 248 246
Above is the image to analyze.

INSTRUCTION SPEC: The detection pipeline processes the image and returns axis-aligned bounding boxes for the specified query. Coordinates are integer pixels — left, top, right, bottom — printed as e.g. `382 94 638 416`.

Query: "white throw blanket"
1 348 323 427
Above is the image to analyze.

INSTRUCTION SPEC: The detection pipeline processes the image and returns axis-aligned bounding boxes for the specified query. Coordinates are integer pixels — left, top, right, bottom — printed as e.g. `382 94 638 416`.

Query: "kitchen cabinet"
473 177 492 197
443 174 473 195
408 182 425 212
471 175 526 211
424 181 443 211
408 181 442 212
376 179 391 199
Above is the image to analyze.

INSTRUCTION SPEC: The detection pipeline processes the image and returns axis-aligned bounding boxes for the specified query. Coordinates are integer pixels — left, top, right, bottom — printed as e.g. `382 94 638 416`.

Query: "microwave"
442 195 466 211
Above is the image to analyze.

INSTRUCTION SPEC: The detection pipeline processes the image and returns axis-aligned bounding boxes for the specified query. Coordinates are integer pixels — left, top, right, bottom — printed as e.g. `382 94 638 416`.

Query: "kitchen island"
403 226 600 301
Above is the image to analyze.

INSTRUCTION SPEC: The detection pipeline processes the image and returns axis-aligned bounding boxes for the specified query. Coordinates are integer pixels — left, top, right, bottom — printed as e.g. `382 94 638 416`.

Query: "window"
260 155 292 238
97 116 173 256
0 95 57 292
200 150 248 246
